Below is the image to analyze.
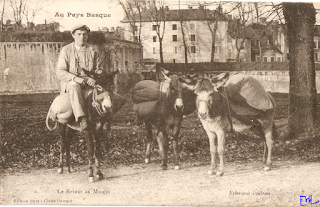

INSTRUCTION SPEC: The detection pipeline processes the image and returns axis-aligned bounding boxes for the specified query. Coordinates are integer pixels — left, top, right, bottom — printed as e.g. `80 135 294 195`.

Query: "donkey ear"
210 72 231 88
181 82 198 91
161 70 171 81
159 67 170 75
82 68 95 78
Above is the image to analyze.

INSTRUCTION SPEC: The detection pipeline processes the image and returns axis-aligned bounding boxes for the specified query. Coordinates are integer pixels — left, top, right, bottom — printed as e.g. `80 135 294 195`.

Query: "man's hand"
86 77 96 87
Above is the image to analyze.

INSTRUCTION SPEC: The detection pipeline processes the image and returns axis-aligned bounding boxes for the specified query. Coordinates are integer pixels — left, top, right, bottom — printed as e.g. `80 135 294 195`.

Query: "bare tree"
9 0 24 26
118 0 144 43
0 0 5 31
145 0 168 63
9 0 45 28
23 0 44 27
177 1 191 63
227 2 252 62
198 2 229 63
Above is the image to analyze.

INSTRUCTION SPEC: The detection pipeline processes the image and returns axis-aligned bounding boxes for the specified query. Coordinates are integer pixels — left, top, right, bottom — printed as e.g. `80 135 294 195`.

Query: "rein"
91 85 108 116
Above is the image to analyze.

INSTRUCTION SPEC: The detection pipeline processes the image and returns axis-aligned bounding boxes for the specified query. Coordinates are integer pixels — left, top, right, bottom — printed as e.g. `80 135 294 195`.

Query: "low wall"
157 63 320 93
201 71 290 93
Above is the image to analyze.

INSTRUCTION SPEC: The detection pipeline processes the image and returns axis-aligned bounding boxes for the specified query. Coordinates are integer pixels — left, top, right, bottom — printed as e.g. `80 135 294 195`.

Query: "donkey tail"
46 105 58 131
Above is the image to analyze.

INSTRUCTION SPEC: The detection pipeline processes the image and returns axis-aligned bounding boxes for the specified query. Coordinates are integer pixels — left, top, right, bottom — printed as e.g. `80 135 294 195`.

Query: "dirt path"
1 160 319 207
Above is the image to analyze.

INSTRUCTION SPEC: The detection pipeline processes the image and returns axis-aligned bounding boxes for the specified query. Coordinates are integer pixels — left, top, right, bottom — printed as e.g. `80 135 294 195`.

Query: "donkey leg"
65 128 74 173
157 129 168 170
250 125 267 164
85 130 95 182
206 131 218 175
145 121 153 164
263 127 273 171
216 131 225 176
57 124 66 174
94 130 104 180
172 125 181 170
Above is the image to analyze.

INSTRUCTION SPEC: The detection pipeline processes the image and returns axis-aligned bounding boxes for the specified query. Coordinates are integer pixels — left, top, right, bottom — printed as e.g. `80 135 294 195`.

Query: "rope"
223 86 234 133
45 104 58 131
91 85 107 116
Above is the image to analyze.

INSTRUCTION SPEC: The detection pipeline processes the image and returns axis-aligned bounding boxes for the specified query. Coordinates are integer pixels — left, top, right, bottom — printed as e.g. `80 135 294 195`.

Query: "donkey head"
82 69 119 116
160 68 186 112
179 76 224 120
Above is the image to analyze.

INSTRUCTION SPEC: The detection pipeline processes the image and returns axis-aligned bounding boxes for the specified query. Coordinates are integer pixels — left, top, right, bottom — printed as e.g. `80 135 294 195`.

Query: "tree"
145 0 168 63
0 0 5 31
118 0 144 43
283 3 317 139
9 0 45 29
177 1 191 63
201 4 221 63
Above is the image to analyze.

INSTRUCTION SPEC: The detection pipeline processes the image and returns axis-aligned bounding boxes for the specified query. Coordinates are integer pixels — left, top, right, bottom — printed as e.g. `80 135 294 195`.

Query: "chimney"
165 5 169 12
199 5 204 10
45 19 46 25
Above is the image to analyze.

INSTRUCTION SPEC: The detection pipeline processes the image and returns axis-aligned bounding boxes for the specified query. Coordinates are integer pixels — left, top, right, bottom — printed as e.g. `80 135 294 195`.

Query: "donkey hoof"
88 177 95 183
208 170 215 175
57 168 63 174
161 165 168 170
263 166 271 171
145 158 150 164
216 171 224 176
174 165 181 170
95 173 104 180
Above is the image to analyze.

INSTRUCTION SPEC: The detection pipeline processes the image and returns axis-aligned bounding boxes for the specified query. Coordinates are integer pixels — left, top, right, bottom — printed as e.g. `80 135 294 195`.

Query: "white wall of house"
124 18 238 63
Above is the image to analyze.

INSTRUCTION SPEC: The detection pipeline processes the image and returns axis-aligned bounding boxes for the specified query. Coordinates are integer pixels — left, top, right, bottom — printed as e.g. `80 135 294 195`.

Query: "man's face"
72 30 88 47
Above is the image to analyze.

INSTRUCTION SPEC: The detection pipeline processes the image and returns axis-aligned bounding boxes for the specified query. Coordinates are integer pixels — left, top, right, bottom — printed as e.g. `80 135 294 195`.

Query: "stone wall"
0 42 62 93
0 41 143 94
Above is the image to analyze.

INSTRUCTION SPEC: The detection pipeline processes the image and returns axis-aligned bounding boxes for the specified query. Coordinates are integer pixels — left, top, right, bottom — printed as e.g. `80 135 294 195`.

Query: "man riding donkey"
56 24 99 131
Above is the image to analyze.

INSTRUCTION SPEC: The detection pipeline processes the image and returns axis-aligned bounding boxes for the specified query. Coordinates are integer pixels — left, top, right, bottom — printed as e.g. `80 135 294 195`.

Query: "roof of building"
121 7 229 23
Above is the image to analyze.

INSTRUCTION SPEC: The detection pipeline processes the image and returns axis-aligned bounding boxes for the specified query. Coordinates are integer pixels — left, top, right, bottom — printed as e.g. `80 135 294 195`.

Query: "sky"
2 0 320 32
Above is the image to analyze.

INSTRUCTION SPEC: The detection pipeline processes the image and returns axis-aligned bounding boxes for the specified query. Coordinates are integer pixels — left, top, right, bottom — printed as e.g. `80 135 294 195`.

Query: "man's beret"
70 24 90 34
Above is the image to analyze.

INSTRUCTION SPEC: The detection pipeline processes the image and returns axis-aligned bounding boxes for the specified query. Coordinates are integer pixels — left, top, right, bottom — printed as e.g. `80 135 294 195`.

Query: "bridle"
91 85 110 116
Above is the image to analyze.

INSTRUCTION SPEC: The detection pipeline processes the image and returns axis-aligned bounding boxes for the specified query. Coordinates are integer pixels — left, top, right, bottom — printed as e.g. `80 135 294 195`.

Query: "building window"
152 25 157 31
173 59 176 63
191 46 196 53
172 24 177 30
263 57 268 62
256 56 261 62
314 53 319 61
191 34 195 41
214 46 219 53
174 46 178 54
270 57 275 62
153 36 157 42
172 35 177 42
153 47 156 54
314 42 318 49
190 23 195 30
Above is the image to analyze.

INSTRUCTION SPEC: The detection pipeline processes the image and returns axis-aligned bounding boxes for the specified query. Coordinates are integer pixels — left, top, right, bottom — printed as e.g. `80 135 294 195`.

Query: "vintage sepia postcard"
1 0 320 206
